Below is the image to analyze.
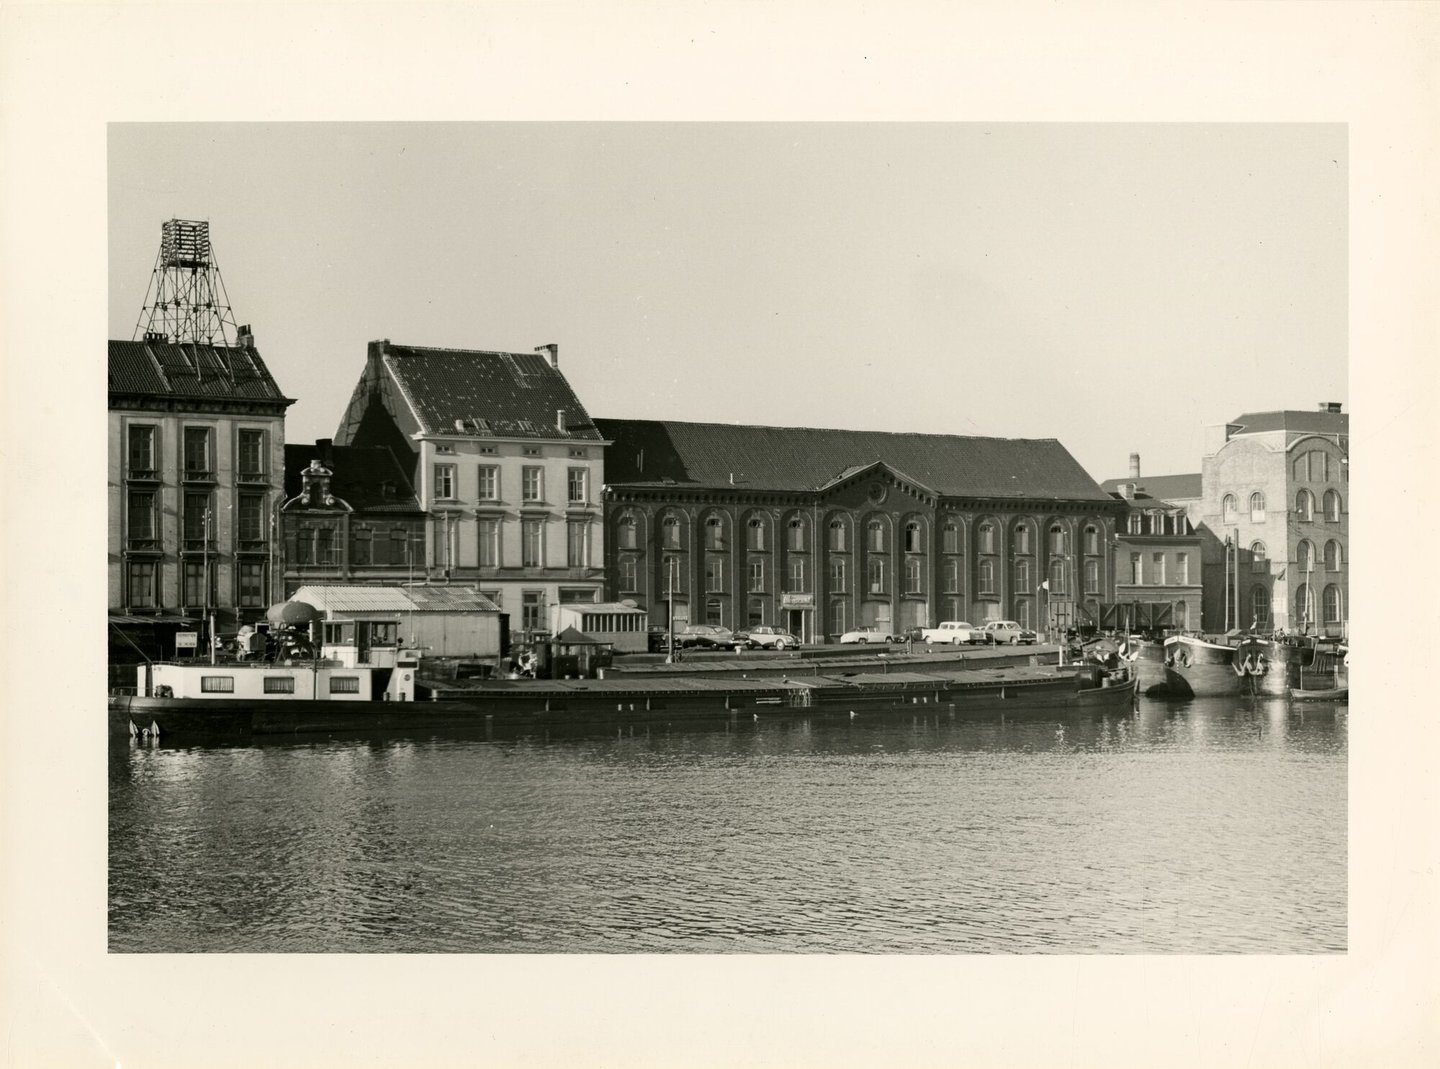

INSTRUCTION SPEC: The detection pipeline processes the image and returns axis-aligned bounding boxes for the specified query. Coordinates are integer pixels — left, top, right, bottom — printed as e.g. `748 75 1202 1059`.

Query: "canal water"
109 696 1346 954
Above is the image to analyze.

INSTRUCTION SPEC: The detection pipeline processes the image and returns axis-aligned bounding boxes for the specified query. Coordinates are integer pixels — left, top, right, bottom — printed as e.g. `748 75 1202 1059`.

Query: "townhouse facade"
596 419 1126 643
1101 458 1206 631
108 330 292 654
332 340 607 636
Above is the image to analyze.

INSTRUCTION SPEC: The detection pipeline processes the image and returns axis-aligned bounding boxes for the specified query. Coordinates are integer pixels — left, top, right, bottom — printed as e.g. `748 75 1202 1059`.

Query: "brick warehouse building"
596 419 1126 643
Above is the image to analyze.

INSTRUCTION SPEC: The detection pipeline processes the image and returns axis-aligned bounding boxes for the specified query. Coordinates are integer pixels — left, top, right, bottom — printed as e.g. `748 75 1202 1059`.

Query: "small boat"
1290 641 1348 703
1288 684 1348 703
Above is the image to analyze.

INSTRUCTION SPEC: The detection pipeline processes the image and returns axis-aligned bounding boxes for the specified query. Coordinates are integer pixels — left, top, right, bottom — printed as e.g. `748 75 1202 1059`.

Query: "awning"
109 613 198 626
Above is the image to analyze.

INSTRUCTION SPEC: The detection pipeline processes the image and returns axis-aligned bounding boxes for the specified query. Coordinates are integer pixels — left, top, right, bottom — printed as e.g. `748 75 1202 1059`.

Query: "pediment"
816 460 939 507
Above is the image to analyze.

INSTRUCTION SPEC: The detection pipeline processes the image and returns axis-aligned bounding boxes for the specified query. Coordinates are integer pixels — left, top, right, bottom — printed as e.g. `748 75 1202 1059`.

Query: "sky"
109 122 1346 483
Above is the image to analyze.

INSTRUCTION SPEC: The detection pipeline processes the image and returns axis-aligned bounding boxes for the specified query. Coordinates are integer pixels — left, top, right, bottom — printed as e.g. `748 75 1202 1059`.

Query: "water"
109 697 1347 953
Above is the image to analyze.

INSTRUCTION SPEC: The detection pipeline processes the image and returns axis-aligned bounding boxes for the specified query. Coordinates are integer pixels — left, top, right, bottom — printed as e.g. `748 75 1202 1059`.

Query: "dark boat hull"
110 670 1137 739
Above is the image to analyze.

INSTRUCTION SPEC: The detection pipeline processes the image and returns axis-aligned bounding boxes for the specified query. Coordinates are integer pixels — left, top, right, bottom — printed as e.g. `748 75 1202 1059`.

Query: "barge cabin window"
200 676 235 693
329 676 361 694
264 676 296 694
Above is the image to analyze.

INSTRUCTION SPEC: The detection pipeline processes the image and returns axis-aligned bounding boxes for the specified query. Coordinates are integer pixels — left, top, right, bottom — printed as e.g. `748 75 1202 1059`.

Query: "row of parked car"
649 619 1039 652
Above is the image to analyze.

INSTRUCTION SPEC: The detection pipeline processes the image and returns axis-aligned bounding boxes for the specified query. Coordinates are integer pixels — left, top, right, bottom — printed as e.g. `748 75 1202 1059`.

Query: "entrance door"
786 609 806 644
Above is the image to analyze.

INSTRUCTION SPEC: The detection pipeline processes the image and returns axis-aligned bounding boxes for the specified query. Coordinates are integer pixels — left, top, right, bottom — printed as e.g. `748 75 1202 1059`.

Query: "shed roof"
1226 409 1349 436
108 339 291 406
595 418 1113 502
377 342 603 440
291 585 499 614
1099 472 1203 502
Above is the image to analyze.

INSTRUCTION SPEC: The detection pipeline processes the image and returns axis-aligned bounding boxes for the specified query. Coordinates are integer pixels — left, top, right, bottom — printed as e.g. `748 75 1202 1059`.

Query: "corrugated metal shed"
291 585 499 614
595 418 1114 502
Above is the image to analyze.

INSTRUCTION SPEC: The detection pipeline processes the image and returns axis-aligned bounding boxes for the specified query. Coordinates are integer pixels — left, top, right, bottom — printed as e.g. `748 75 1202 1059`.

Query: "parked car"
736 626 800 650
646 625 672 653
980 620 1038 645
918 621 992 645
676 624 742 650
839 625 899 645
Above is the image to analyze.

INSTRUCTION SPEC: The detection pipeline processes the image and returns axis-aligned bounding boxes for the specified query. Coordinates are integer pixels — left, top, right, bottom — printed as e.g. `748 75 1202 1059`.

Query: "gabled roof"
1099 473 1203 502
1227 409 1348 436
291 585 499 614
595 419 1114 502
284 444 421 513
375 342 603 440
108 339 291 405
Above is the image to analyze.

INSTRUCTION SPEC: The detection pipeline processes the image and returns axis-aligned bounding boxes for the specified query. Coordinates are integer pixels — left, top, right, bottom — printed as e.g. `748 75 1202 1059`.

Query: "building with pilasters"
596 419 1124 643
332 340 607 636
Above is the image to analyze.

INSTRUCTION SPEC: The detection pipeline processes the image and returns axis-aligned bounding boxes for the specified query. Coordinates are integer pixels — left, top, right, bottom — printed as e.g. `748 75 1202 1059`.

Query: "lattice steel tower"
132 219 241 346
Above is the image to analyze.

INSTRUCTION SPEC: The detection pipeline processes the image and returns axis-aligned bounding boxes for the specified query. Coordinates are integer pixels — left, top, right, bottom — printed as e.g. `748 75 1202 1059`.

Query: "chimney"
1319 401 1343 414
556 409 567 433
536 343 559 368
1119 482 1136 500
236 323 255 349
1128 452 1141 479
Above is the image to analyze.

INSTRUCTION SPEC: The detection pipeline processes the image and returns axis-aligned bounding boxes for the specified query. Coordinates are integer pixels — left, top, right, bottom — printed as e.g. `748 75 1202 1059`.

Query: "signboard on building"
175 631 198 653
780 593 815 609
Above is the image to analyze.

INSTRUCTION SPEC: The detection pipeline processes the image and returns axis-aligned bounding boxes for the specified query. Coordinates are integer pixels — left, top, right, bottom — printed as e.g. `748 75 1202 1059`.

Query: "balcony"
182 468 216 484
235 467 270 486
181 538 218 554
125 467 160 483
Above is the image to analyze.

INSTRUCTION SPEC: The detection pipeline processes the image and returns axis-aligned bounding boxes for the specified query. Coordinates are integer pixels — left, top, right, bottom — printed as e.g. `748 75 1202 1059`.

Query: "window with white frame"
1295 489 1315 521
828 518 848 552
434 463 456 500
1249 492 1266 523
1250 540 1267 572
942 521 960 554
1176 552 1189 585
866 519 885 553
705 515 726 550
978 558 995 594
788 559 806 593
829 558 846 591
522 466 543 503
238 429 265 477
1130 553 1142 585
1014 559 1030 591
567 467 588 504
1084 525 1099 555
867 557 885 594
788 518 807 552
1084 559 1100 594
567 521 589 567
904 558 922 594
1297 539 1316 572
1323 490 1342 522
1127 512 1142 535
1324 539 1343 570
618 557 637 592
618 514 638 550
943 558 960 594
1049 558 1067 594
706 556 725 592
1151 552 1165 585
904 521 923 554
747 516 767 551
1323 584 1342 624
478 519 500 566
1015 524 1031 554
522 519 544 567
979 522 995 554
662 515 682 549
127 424 157 476
477 466 499 501
1222 494 1237 525
749 560 764 593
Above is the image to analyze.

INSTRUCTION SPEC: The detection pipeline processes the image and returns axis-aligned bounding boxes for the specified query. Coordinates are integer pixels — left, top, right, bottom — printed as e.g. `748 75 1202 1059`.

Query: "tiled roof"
1227 409 1348 436
377 342 603 440
595 419 1115 502
108 339 291 405
1099 473 1203 502
284 444 421 512
291 585 499 614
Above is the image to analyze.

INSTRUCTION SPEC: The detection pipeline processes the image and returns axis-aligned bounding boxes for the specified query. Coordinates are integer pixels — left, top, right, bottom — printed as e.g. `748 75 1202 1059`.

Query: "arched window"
1250 540 1267 573
1049 524 1067 554
979 522 996 554
829 557 846 592
1324 540 1343 570
1014 524 1031 555
829 599 847 636
617 513 637 550
1083 525 1099 555
1323 490 1342 522
705 515 726 550
1048 558 1067 594
1251 585 1270 629
1323 585 1343 625
661 555 682 594
828 518 848 552
978 558 995 594
1295 490 1314 521
866 519 885 553
661 514 682 549
1249 492 1266 523
1295 583 1315 630
904 520 924 554
1222 494 1237 525
942 520 960 554
1083 559 1100 594
1297 539 1316 572
943 558 961 594
787 517 807 552
747 516 767 551
904 557 923 594
867 557 886 594
1014 559 1031 591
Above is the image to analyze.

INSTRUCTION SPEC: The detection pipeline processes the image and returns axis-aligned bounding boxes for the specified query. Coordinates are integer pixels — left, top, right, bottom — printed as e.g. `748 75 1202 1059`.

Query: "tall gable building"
333 340 607 635
597 419 1124 643
108 331 293 652
1099 456 1205 632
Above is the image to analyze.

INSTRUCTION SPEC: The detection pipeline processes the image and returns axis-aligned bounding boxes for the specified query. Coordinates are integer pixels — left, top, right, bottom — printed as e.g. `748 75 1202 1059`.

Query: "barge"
109 657 1137 739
